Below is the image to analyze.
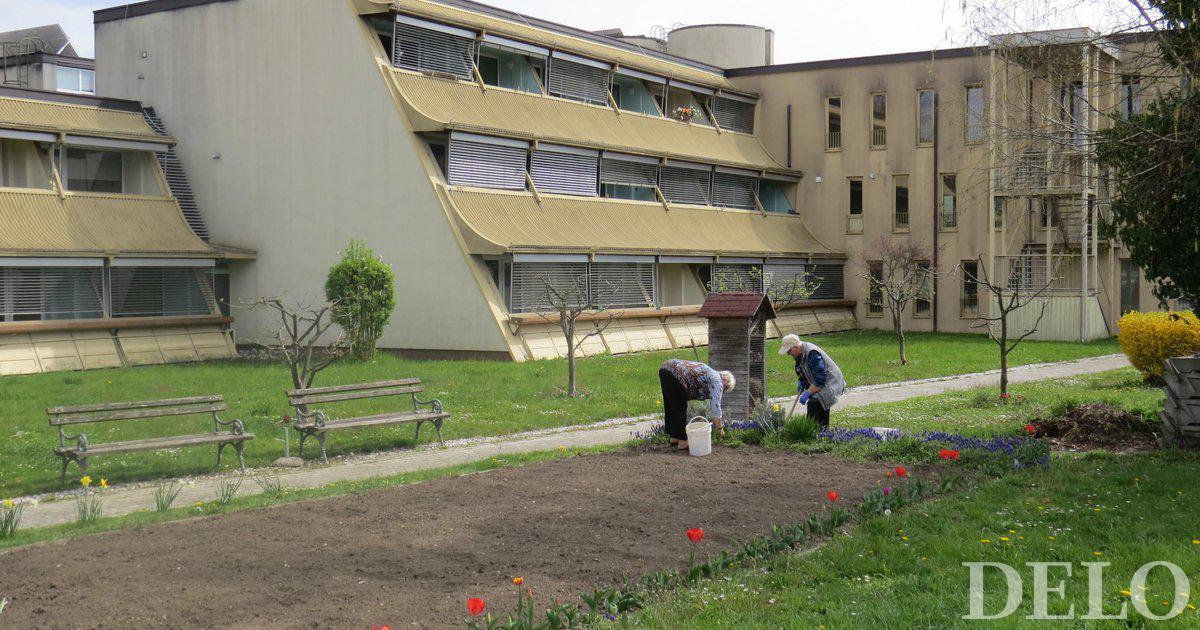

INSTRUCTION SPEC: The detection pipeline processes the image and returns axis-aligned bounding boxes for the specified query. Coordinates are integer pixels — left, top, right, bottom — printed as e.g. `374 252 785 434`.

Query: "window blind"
548 53 611 105
659 163 712 206
600 155 658 187
711 170 758 210
711 96 755 133
447 134 529 190
530 145 599 196
110 267 214 318
509 262 589 313
393 16 476 79
807 263 845 300
0 267 104 321
590 263 656 308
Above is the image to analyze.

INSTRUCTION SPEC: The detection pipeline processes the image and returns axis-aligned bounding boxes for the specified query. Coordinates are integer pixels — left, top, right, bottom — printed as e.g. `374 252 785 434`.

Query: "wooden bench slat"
287 379 421 398
50 403 227 426
54 431 255 456
297 411 448 431
47 395 225 416
290 386 423 406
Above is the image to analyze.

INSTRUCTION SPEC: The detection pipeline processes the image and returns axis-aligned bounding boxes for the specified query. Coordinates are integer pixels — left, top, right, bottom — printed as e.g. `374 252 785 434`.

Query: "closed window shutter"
530 148 599 196
110 268 213 318
764 262 809 302
590 263 656 308
712 97 755 133
448 137 528 190
0 267 104 321
712 264 763 292
393 19 475 79
548 58 611 105
659 165 711 205
807 263 845 299
509 262 588 313
711 172 758 209
600 158 658 187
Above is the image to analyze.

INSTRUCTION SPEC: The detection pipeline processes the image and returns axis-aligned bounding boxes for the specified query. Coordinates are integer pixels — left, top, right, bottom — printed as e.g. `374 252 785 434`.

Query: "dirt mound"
1036 403 1158 451
0 447 890 629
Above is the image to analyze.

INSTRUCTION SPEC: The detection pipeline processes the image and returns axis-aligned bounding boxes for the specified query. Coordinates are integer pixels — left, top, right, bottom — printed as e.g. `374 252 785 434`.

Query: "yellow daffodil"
1192 539 1199 545
901 536 909 541
2 499 12 509
1048 535 1056 540
1094 551 1103 557
194 501 203 508
1188 603 1196 611
99 479 108 489
1000 537 1011 542
773 405 780 412
1121 589 1132 597
1008 529 1016 534
80 476 92 487
980 539 991 544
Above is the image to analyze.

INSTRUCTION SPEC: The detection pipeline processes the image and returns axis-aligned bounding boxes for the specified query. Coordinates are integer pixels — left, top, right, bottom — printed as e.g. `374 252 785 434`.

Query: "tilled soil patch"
0 446 890 629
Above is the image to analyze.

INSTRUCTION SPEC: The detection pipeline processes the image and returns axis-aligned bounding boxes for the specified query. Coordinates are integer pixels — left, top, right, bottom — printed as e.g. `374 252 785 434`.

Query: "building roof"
389 71 789 173
441 186 834 258
0 24 76 56
0 91 174 144
0 190 215 258
698 292 775 319
727 46 979 76
366 0 740 91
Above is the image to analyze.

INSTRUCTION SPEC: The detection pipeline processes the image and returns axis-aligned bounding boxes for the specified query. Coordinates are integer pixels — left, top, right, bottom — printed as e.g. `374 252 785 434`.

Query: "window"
1059 81 1083 125
611 71 664 116
658 161 712 205
600 153 658 202
64 148 123 193
807 262 846 300
446 132 529 190
666 82 713 125
870 93 886 147
711 94 756 134
530 144 599 196
711 264 763 293
590 262 657 309
0 139 53 190
917 89 936 145
1040 197 1061 228
477 37 547 93
55 66 95 94
961 260 979 317
110 267 215 318
1121 259 1140 314
940 174 957 229
966 85 984 143
1120 75 1143 117
894 175 909 230
711 168 758 210
392 15 476 79
993 196 1005 229
826 96 842 149
848 178 863 216
549 52 612 105
867 262 883 316
914 260 932 317
1 267 104 322
758 180 794 213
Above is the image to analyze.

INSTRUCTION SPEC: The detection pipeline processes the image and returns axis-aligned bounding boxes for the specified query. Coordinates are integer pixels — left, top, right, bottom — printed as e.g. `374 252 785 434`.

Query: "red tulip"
939 449 959 461
686 528 704 543
467 597 486 616
895 466 907 477
885 471 893 478
827 491 839 502
1025 424 1036 435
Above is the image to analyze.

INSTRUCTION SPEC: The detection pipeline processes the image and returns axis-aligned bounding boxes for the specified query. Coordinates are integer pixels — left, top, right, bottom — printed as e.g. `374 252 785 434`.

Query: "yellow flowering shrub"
1118 310 1200 379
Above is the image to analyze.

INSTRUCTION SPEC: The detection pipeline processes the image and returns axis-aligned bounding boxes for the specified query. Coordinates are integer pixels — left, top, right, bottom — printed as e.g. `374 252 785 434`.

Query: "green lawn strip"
829 367 1162 437
628 452 1200 628
0 445 615 550
0 330 1118 497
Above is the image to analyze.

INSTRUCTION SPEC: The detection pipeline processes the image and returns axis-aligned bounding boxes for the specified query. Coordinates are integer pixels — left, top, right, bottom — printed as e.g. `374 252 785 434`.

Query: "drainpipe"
932 92 940 333
786 104 793 168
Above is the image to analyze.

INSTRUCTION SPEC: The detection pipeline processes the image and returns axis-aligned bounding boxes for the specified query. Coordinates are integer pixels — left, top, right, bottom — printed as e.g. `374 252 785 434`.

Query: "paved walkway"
13 354 1129 530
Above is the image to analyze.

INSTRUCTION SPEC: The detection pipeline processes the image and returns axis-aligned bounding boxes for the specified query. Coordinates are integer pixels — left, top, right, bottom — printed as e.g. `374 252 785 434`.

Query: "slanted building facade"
93 0 854 361
0 87 241 374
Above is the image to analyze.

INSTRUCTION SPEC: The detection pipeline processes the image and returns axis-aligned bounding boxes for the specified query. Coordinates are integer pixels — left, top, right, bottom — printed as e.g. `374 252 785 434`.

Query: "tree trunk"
999 319 1009 396
565 319 577 397
893 311 908 365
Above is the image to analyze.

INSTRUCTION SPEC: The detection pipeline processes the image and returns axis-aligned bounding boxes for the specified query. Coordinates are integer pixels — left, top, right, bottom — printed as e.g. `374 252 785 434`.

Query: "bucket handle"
687 416 710 426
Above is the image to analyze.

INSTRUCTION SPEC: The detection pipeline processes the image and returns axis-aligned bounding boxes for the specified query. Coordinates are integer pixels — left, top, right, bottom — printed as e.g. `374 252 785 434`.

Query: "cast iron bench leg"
318 432 328 465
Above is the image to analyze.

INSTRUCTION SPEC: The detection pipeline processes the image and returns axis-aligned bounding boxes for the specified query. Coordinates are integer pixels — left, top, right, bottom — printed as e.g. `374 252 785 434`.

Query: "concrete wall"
95 0 511 354
668 25 773 69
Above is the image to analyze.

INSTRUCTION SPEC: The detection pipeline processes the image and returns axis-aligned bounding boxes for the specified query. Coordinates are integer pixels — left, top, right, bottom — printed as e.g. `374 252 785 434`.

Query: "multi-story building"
1 25 97 95
76 0 1171 363
0 86 243 374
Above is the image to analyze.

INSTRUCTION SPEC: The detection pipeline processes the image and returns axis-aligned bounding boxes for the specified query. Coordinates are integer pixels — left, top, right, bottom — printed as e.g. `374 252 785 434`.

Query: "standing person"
779 334 846 429
658 359 736 451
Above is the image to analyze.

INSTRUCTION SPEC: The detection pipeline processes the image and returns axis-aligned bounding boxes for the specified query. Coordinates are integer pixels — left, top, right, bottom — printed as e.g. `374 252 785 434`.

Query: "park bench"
47 396 254 482
286 379 449 463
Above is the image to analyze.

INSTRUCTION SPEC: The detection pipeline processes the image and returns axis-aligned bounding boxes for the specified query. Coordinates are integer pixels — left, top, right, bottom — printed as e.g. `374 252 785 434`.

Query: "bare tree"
857 237 938 365
536 273 615 397
964 255 1057 396
709 266 817 311
250 297 351 391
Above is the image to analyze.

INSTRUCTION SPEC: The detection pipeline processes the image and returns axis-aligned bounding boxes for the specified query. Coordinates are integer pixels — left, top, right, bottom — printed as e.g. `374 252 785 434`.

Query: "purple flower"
883 486 892 496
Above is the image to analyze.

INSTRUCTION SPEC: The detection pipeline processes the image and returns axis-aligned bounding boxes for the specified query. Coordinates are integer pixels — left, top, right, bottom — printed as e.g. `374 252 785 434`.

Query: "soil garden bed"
0 446 889 629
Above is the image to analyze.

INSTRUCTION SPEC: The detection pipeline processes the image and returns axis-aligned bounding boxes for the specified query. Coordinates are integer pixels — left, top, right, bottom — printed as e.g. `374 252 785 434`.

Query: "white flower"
884 509 892 517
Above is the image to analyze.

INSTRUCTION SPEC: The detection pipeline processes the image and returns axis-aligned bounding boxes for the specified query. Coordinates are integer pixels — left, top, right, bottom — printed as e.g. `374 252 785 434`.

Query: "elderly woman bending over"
658 359 735 451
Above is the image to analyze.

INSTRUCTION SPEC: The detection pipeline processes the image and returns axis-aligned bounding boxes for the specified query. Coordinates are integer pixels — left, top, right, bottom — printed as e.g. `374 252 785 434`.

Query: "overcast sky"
0 0 1132 63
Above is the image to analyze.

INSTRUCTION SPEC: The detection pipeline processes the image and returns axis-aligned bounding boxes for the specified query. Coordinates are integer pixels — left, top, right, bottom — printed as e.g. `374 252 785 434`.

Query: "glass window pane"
80 69 96 94
918 90 935 144
65 148 123 193
966 86 984 142
56 67 80 92
612 75 660 116
759 180 793 213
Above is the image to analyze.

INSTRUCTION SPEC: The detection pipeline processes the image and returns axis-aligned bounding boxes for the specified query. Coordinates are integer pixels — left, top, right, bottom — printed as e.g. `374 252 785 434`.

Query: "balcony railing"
847 214 863 234
961 293 979 317
894 211 909 231
826 131 842 150
871 127 887 147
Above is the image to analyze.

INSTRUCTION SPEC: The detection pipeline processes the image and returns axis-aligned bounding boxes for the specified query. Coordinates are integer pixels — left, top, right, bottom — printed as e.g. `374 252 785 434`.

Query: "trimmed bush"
325 240 396 361
1117 310 1200 379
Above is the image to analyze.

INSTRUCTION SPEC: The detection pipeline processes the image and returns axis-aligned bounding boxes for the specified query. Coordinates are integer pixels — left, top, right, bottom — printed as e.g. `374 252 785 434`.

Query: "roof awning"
440 186 832 258
0 190 215 258
0 96 175 145
389 70 794 174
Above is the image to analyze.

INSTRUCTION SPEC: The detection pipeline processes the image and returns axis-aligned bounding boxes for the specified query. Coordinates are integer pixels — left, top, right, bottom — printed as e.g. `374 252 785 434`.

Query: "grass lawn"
0 330 1119 497
629 452 1200 628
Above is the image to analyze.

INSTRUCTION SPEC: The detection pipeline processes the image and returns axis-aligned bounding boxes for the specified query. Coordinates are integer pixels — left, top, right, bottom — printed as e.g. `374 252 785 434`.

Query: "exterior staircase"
142 108 209 241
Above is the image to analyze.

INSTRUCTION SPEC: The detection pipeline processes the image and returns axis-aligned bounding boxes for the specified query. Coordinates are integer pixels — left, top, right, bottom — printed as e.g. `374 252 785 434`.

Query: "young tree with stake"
536 272 616 397
963 255 1056 396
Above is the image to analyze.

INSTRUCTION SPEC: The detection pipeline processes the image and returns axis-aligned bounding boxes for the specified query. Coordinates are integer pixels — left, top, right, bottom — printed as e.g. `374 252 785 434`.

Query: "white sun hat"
779 333 802 355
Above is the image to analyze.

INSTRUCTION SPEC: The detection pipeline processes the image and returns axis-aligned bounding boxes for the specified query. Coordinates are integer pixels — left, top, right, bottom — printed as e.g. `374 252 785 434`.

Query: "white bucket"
685 417 713 457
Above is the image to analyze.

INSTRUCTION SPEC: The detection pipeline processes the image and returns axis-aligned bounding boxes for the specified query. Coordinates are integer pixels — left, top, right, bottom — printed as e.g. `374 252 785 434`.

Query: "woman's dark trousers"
659 368 690 441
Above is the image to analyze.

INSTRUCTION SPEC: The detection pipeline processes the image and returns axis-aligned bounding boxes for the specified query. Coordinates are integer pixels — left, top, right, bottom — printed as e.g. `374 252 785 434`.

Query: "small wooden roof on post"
697 292 777 321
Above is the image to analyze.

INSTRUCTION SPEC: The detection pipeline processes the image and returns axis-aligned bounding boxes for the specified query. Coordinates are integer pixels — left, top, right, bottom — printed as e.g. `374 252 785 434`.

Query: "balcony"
893 212 909 231
871 127 887 148
846 214 863 234
826 131 842 150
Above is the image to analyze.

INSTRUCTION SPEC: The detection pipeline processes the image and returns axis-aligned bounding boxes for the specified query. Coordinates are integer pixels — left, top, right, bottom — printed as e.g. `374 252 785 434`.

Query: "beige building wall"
94 0 513 355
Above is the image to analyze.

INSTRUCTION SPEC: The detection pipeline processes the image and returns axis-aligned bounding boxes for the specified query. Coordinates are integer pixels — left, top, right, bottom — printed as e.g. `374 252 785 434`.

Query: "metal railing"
846 214 863 234
960 294 979 317
894 211 909 231
826 131 842 150
871 127 887 147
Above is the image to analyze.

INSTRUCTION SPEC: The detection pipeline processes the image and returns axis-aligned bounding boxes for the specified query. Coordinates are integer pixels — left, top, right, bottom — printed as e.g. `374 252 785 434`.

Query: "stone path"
13 354 1128 530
